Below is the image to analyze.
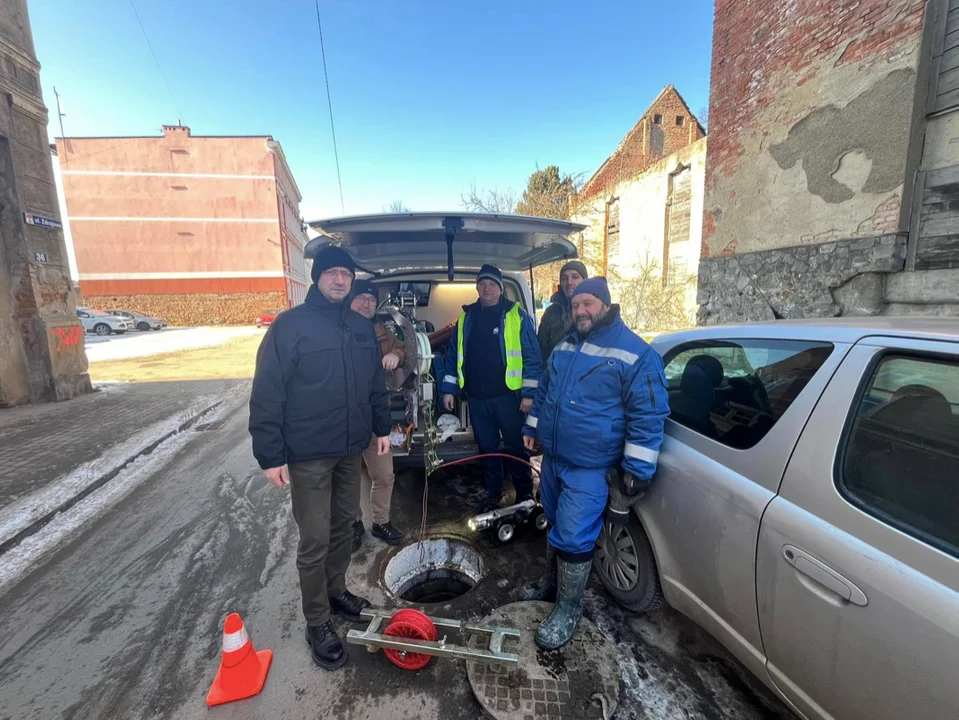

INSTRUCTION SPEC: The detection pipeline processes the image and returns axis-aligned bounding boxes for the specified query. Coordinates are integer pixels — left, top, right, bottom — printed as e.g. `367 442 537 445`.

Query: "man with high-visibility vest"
441 264 543 510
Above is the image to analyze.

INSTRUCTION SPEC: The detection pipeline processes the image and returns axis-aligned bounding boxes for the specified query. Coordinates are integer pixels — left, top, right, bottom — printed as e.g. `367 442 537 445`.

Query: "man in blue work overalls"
521 277 669 649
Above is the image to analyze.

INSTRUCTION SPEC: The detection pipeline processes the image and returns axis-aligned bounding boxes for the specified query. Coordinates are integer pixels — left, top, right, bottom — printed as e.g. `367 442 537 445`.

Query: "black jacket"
537 291 573 363
249 285 391 470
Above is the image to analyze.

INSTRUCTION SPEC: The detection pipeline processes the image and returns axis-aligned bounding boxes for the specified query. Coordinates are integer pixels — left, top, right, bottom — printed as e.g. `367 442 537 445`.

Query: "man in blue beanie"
521 276 669 650
441 264 543 510
249 244 391 671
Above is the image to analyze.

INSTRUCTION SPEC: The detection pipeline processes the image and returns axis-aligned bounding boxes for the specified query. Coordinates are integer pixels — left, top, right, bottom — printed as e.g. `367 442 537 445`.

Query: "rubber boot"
535 559 591 650
519 542 556 601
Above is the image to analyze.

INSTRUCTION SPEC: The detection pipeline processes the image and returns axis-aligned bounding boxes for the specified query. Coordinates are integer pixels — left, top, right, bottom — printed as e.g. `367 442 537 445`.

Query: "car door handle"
782 545 868 607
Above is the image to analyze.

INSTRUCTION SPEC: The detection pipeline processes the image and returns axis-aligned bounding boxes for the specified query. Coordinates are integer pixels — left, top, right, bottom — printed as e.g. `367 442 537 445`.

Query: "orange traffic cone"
206 613 273 707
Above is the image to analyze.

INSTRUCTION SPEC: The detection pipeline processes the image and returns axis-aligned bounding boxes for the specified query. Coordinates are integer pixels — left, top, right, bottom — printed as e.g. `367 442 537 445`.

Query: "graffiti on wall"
52 326 83 351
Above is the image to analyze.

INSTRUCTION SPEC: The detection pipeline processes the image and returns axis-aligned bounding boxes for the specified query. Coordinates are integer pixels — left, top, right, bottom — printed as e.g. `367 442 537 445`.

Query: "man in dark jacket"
537 260 588 362
522 277 669 650
440 264 543 510
249 245 391 671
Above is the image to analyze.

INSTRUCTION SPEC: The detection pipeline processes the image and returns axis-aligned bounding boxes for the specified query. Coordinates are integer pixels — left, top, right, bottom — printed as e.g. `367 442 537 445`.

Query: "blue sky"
31 0 714 220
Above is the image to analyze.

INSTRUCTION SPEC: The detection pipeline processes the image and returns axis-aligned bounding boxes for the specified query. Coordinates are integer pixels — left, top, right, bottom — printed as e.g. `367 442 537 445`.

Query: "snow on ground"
0 394 220 546
0 388 249 596
84 326 263 363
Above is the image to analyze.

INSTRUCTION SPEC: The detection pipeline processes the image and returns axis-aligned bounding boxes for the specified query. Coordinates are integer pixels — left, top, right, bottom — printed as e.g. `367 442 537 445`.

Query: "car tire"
94 323 112 336
593 513 664 613
137 322 151 331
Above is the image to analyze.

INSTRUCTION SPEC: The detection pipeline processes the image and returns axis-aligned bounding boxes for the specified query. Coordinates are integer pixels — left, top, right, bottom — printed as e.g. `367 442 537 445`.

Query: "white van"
304 212 584 468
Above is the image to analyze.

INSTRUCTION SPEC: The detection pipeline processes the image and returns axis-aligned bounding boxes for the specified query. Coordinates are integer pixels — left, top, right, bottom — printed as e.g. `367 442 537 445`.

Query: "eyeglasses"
322 268 354 280
353 295 377 305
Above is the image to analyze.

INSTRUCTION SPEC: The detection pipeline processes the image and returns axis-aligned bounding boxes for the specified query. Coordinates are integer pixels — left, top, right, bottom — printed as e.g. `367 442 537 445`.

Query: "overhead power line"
314 0 345 214
129 0 183 123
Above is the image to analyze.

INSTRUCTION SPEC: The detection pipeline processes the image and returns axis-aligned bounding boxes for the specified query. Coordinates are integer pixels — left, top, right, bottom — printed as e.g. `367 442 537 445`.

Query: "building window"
667 258 688 286
653 114 663 125
606 200 620 260
662 339 834 449
676 116 685 127
838 354 959 557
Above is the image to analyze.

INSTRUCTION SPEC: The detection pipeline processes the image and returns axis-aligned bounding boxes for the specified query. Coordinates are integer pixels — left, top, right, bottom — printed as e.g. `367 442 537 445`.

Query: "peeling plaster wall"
703 0 925 258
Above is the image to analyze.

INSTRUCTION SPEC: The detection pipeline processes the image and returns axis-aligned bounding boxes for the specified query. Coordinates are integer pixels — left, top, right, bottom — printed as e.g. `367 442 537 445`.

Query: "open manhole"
384 537 486 603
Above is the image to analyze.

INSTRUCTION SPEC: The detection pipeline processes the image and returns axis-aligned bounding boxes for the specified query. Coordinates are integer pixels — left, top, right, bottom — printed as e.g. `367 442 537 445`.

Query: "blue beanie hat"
572 276 611 306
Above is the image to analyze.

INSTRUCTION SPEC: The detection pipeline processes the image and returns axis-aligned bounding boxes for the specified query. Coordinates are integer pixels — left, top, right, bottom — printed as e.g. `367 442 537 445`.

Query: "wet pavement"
0 398 796 720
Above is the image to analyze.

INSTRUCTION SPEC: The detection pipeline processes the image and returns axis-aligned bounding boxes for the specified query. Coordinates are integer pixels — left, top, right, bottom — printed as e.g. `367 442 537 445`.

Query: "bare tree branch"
460 182 518 214
384 200 411 213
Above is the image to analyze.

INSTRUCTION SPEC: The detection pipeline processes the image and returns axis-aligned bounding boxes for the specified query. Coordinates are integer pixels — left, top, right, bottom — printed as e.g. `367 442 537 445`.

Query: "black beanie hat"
311 245 356 284
476 263 504 291
350 279 377 299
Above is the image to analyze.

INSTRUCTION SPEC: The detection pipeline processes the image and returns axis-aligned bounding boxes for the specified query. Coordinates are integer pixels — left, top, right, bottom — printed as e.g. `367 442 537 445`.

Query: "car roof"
655 317 959 345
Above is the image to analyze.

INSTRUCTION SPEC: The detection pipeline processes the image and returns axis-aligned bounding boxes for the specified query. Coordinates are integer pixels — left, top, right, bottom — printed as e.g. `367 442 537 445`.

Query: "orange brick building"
56 125 309 325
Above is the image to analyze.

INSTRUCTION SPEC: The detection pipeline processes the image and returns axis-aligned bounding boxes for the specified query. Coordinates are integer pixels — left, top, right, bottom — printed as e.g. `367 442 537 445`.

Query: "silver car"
593 318 959 720
76 307 134 336
107 309 166 331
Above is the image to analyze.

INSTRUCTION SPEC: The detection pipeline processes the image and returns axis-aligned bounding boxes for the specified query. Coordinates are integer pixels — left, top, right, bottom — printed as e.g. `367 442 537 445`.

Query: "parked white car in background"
107 309 166 331
76 307 134 336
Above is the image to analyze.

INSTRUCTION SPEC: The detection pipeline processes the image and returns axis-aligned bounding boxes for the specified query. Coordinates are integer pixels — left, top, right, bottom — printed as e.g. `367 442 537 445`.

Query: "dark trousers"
469 393 532 497
288 455 361 625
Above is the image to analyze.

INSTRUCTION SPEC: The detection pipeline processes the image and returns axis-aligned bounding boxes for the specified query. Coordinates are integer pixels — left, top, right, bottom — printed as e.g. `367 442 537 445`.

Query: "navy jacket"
249 285 391 470
440 299 543 400
523 306 669 480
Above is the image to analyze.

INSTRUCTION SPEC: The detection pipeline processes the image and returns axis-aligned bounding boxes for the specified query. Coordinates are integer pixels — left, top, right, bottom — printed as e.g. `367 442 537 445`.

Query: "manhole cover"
467 602 620 720
383 537 486 603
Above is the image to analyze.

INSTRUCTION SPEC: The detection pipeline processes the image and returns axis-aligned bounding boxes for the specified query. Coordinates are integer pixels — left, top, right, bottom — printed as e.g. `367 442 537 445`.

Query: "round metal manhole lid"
467 601 620 720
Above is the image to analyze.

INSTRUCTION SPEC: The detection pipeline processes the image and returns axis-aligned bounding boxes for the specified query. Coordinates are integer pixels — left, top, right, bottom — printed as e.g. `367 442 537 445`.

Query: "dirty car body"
593 318 959 720
305 212 584 469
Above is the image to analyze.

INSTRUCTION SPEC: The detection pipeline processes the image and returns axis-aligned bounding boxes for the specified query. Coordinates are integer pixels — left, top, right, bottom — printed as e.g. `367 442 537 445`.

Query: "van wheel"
94 323 112 336
594 514 664 613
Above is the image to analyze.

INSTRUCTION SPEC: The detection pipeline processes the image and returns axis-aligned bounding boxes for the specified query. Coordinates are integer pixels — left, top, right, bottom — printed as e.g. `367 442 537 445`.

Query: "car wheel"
94 323 111 336
137 322 151 331
594 513 664 613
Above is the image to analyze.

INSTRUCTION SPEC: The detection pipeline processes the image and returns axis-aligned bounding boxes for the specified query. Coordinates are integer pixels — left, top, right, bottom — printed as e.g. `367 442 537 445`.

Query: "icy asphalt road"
0 397 794 720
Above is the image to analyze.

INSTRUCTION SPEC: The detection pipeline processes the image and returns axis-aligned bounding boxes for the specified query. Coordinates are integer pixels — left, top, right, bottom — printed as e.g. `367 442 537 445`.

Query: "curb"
0 400 221 556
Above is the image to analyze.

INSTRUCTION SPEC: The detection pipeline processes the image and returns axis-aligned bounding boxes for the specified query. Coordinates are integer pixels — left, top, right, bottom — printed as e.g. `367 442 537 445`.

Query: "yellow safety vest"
457 304 524 391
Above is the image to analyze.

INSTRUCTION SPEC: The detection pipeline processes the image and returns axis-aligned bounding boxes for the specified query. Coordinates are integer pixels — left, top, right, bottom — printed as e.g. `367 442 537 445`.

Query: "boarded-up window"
606 200 620 259
929 0 959 114
667 258 688 286
666 167 692 245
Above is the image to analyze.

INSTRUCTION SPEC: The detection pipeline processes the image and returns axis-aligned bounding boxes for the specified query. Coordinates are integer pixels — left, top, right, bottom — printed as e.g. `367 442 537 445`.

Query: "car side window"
78 311 89 318
839 354 959 557
662 339 834 449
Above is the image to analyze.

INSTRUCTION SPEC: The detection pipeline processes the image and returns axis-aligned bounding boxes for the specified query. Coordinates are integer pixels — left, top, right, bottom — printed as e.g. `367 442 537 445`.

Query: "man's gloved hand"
622 472 648 498
605 469 630 526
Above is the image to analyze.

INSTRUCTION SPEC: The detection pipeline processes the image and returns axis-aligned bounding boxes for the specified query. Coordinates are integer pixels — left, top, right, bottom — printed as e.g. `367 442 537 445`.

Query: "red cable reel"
383 609 438 670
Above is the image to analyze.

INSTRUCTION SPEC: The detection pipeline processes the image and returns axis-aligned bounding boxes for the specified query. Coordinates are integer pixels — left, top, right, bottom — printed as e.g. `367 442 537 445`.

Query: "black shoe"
371 522 405 546
467 489 503 510
305 621 347 670
329 590 372 623
351 520 365 553
515 491 535 505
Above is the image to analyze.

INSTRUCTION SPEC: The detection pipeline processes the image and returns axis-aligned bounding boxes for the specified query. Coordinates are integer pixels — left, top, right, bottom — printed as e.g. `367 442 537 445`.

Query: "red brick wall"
704 0 926 255
582 87 705 201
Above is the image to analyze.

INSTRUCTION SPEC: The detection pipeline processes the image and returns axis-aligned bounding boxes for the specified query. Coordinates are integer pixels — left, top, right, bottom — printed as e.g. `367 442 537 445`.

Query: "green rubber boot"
520 542 556 601
535 559 591 650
